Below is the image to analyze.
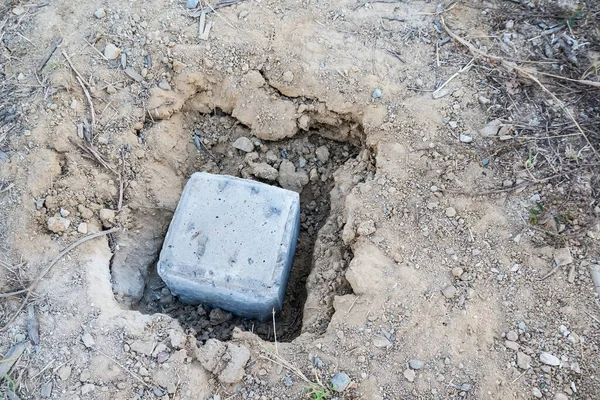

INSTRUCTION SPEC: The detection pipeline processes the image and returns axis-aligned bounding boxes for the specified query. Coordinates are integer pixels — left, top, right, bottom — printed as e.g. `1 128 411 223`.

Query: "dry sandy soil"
1 0 600 399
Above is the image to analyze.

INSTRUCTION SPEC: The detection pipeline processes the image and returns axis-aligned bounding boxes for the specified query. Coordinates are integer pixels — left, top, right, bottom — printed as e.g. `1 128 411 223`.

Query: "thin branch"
0 227 121 331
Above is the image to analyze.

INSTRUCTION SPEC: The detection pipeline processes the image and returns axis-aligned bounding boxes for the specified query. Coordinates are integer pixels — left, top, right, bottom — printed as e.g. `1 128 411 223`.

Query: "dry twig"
61 49 96 132
441 18 600 160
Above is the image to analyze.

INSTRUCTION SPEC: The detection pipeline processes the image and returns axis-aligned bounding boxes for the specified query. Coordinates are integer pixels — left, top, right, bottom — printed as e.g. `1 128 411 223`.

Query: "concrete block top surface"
157 172 300 319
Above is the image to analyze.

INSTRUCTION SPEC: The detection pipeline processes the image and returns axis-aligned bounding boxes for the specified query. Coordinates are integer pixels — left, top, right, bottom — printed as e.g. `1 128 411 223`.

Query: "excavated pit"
109 74 375 342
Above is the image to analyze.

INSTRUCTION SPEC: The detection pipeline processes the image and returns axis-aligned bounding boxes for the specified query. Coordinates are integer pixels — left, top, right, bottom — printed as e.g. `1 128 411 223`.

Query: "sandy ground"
1 0 600 399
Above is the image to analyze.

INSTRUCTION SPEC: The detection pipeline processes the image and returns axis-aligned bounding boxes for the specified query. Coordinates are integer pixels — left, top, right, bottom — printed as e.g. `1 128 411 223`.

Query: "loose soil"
1 0 600 399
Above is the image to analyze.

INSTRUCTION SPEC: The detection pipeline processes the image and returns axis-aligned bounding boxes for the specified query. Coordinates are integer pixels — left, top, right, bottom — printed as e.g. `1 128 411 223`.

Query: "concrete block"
158 172 300 320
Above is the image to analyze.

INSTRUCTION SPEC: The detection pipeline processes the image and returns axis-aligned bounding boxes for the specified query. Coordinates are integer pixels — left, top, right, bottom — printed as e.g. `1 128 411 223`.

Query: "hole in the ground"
110 103 372 343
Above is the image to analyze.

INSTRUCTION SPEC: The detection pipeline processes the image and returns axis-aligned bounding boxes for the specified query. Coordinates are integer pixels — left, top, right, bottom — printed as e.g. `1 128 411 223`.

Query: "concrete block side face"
157 172 300 320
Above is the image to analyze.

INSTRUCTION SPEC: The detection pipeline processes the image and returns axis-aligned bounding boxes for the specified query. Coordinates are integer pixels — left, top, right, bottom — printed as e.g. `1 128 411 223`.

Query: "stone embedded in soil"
77 222 88 234
409 360 424 370
441 284 457 299
12 6 25 15
130 339 154 356
79 369 91 382
517 352 531 369
480 119 502 137
445 207 457 218
540 352 560 366
554 247 573 267
278 159 309 193
250 162 278 181
554 394 568 400
81 332 95 348
373 336 392 348
451 267 463 277
172 60 186 72
58 365 72 381
315 145 330 163
330 373 351 392
47 217 70 233
282 71 294 83
197 339 227 372
232 137 255 152
94 7 106 18
158 79 172 90
506 330 518 342
81 384 96 395
169 329 186 349
532 388 543 398
104 43 121 60
403 368 416 382
459 133 473 143
40 381 52 398
99 208 116 228
218 343 250 383
124 67 144 82
505 340 519 351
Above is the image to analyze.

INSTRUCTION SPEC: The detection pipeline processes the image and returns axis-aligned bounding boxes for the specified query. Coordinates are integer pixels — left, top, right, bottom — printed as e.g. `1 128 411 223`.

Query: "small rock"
186 0 199 8
502 179 513 187
60 208 70 217
478 96 491 105
282 71 294 83
554 394 568 400
372 88 383 99
238 9 249 19
47 217 70 233
99 208 116 228
459 133 473 143
409 360 424 370
81 384 95 395
251 163 278 181
315 146 330 163
209 308 232 325
505 340 519 351
124 67 144 82
79 369 91 382
373 336 391 348
172 60 186 72
554 247 573 267
278 160 309 193
104 43 121 60
403 368 416 382
40 381 52 398
445 207 457 218
158 79 172 90
94 8 106 19
451 267 463 277
81 332 95 348
58 365 72 381
157 351 170 363
106 85 117 94
314 357 323 369
532 388 543 398
78 222 88 234
540 352 560 366
506 331 518 342
330 373 351 392
441 285 457 299
283 374 293 387
153 387 165 397
480 119 502 137
12 6 26 15
232 137 255 153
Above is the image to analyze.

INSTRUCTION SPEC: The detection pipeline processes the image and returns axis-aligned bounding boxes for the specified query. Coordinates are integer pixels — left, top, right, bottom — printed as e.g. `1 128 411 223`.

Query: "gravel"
330 373 351 392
